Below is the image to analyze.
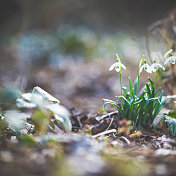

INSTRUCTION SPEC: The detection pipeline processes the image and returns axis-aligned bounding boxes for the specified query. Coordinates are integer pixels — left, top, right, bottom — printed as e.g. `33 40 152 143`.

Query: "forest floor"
0 59 176 176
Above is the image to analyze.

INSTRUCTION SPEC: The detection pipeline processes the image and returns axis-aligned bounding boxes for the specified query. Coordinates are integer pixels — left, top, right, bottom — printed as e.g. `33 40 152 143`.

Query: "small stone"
155 164 167 175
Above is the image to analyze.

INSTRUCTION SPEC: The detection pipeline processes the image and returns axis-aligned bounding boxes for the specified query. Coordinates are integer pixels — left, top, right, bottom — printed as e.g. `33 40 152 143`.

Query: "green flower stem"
120 70 124 109
137 74 140 95
158 70 162 89
155 70 158 89
120 72 122 95
137 55 144 95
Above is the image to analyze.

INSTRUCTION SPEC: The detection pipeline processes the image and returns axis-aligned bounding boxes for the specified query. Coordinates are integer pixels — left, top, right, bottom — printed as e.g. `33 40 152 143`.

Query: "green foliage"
104 51 176 131
16 86 71 131
32 86 60 103
164 109 176 136
104 77 172 128
0 87 21 108
20 134 37 146
168 109 176 118
0 116 15 138
46 103 72 131
3 110 27 132
0 86 72 145
165 116 176 136
32 109 49 135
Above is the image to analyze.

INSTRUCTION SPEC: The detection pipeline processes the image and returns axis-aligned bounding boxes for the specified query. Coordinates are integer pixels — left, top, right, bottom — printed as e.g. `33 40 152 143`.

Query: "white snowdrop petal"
164 56 176 65
109 54 126 72
152 67 158 72
146 67 152 73
140 64 152 74
115 67 120 72
109 63 117 71
151 63 165 72
164 58 170 65
159 65 165 70
121 64 126 70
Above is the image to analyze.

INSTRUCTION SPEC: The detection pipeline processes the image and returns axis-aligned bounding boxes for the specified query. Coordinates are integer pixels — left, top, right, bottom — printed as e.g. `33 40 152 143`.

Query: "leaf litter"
0 60 176 176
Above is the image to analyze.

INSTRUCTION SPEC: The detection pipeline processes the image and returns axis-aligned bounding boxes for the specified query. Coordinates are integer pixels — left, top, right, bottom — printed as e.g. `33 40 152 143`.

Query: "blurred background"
0 0 176 112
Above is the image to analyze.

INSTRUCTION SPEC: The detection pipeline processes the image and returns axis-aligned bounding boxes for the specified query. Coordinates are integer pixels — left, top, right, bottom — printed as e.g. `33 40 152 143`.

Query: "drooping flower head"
164 49 173 60
109 53 126 73
164 56 176 65
151 60 165 72
163 49 176 65
139 59 152 74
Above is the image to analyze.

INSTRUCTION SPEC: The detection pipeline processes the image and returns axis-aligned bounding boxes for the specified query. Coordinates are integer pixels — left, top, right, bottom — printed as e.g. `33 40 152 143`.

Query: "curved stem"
120 72 124 110
120 72 122 96
137 73 140 96
155 70 158 89
158 70 161 89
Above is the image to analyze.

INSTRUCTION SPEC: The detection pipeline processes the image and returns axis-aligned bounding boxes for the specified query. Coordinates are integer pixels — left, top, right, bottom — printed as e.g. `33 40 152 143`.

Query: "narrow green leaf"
122 87 128 97
148 78 154 90
148 78 155 97
159 90 164 102
134 76 138 95
103 102 122 114
128 77 134 96
118 96 131 106
155 87 160 97
145 83 152 98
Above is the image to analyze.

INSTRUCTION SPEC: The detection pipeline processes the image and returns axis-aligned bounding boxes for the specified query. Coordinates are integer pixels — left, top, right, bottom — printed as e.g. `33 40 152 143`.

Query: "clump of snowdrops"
104 50 176 129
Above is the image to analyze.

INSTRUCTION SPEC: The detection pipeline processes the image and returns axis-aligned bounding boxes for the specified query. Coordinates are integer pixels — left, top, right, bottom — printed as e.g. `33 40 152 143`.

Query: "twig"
92 129 116 139
106 116 114 131
119 136 131 145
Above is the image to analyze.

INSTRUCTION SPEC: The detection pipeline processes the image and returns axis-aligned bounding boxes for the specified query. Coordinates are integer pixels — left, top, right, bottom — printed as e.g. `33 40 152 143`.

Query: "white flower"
164 49 173 60
109 54 126 72
164 56 176 65
109 62 126 72
150 63 165 72
139 63 152 74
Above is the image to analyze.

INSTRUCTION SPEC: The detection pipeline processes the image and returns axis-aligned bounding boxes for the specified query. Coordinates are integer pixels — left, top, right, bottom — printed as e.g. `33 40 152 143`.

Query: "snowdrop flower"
164 49 173 60
139 60 152 74
109 54 126 72
109 62 126 72
164 56 176 65
109 54 126 97
150 61 165 72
